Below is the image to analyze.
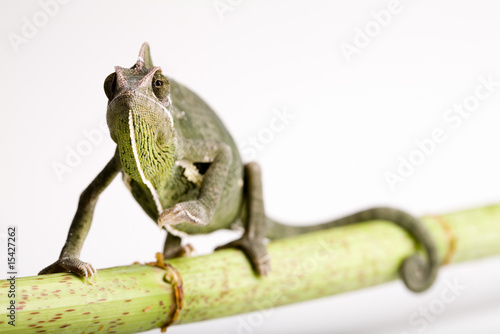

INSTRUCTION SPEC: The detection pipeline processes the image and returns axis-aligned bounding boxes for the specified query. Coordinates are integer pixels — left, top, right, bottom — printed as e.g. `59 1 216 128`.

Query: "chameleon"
39 43 439 292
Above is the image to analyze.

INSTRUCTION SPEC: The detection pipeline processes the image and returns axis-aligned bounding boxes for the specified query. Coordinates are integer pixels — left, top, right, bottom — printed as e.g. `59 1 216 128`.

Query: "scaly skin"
39 43 439 292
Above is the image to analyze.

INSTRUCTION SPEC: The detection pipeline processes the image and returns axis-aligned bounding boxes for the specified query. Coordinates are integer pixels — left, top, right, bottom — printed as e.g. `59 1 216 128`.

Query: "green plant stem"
1 204 500 333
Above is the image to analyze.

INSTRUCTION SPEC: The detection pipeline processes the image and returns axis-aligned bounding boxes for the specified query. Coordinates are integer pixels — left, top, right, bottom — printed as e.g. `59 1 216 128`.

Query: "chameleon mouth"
110 90 174 126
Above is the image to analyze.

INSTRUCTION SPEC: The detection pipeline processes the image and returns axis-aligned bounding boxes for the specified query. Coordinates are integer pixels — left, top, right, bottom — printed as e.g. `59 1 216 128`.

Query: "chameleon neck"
118 109 176 209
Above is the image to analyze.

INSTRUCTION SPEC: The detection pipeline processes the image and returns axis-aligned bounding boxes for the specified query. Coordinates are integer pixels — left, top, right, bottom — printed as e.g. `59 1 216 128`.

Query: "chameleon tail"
265 207 439 292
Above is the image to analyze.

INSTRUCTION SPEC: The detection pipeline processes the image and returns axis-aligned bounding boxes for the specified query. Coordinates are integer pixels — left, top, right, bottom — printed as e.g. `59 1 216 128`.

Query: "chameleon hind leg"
163 233 194 259
163 233 183 259
215 162 271 275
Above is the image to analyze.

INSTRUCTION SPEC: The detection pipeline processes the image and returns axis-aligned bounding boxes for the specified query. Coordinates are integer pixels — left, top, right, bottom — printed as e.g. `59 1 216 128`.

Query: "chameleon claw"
39 257 98 284
158 204 187 228
82 267 89 285
85 263 98 284
215 236 271 276
178 244 196 257
76 260 97 284
158 201 208 229
255 254 271 276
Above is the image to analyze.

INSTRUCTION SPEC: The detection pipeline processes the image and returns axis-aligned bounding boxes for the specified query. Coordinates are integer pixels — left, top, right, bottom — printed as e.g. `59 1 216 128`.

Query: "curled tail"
266 207 439 292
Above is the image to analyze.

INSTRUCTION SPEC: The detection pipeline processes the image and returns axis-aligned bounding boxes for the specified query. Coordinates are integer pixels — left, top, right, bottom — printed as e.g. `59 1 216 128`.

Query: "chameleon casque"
39 43 439 292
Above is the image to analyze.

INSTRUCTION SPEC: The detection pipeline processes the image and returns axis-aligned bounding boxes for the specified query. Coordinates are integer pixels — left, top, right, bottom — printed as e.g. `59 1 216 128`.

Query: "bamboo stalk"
1 204 500 333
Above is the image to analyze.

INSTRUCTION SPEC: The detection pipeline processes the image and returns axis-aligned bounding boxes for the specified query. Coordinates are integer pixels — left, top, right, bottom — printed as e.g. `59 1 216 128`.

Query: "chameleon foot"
39 257 97 283
215 237 271 276
178 244 196 257
158 201 209 228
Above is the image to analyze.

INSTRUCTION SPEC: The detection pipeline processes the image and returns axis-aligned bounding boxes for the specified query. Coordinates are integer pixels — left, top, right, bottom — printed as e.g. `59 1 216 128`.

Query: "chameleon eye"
152 72 170 100
103 72 116 100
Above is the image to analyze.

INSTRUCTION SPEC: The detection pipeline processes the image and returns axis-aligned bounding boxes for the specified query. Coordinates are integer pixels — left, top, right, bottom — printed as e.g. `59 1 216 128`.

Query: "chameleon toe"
216 237 271 276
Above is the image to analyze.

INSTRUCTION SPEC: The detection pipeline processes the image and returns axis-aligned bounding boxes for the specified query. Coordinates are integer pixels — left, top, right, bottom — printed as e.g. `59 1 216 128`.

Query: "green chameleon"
39 43 439 292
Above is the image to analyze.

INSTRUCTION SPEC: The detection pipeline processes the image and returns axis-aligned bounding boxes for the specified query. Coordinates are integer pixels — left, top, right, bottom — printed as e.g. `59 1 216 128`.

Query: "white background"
1 0 500 333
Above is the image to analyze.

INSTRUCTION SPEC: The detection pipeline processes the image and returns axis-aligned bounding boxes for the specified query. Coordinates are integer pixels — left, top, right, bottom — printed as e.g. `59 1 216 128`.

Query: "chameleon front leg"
158 139 233 227
39 153 121 280
215 162 271 275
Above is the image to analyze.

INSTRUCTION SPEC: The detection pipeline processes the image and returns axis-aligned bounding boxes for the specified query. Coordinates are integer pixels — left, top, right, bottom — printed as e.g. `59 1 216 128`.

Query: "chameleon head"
104 44 176 188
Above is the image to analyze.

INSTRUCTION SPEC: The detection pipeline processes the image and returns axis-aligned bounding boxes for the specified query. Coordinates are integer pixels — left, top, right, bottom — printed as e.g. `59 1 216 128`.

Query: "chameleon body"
39 43 439 292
